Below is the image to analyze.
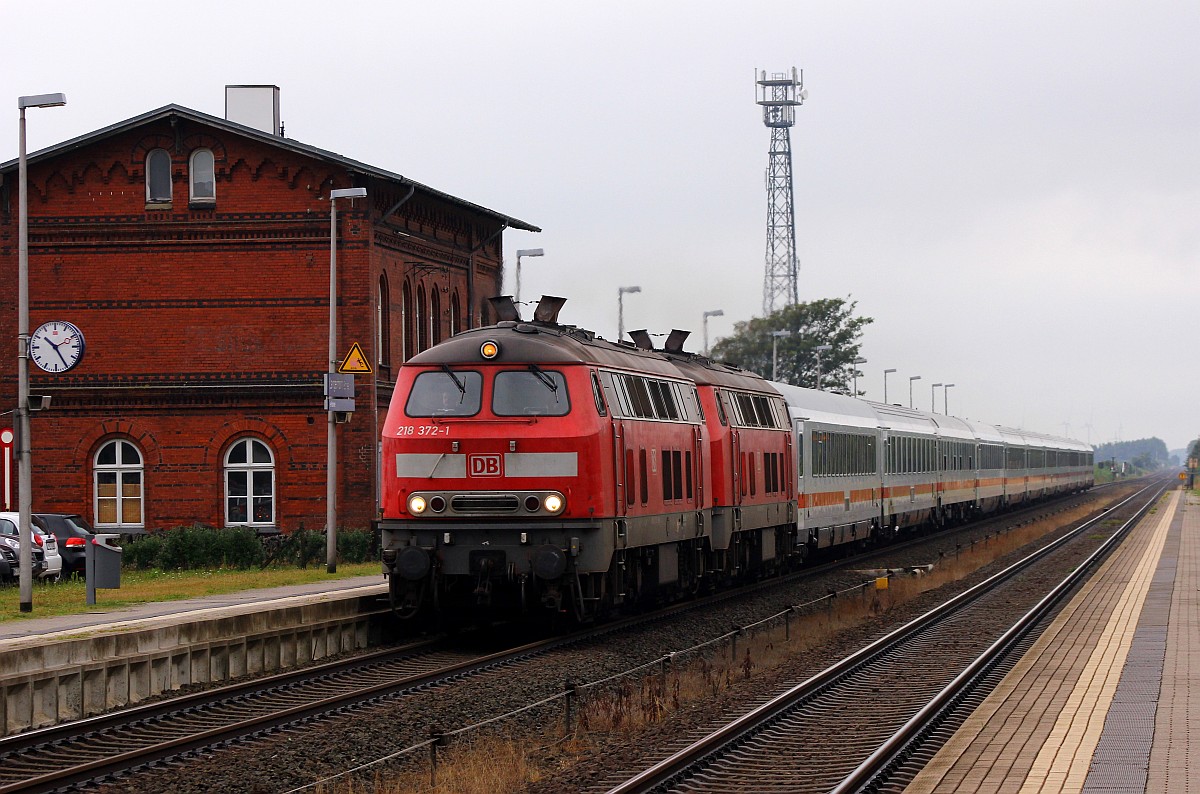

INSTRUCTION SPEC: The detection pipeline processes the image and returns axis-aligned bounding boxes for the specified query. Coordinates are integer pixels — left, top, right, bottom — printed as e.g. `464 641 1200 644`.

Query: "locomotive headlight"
408 495 428 515
543 492 565 514
480 340 500 359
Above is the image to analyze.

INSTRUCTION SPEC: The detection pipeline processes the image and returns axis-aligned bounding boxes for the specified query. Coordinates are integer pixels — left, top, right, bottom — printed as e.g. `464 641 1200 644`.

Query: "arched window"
224 438 275 527
402 281 413 361
94 440 144 529
416 284 428 352
189 148 215 203
377 273 391 368
430 289 441 346
145 148 172 203
450 292 461 336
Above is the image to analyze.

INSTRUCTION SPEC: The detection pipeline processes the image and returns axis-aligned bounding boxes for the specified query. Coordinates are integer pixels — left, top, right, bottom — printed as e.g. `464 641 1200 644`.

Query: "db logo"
468 454 503 477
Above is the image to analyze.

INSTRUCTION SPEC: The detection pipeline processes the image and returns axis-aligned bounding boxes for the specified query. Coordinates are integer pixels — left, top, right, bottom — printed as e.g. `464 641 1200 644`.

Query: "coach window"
145 148 172 204
189 149 215 204
225 438 274 527
94 440 145 529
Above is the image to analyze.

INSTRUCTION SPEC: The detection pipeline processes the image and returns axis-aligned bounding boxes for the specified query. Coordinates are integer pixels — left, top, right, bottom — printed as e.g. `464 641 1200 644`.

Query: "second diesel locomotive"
377 296 1093 623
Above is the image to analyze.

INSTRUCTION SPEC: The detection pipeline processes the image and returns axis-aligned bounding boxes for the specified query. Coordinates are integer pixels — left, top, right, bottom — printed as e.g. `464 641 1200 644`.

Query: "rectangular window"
626 449 635 505
662 450 673 502
685 450 694 499
639 448 648 505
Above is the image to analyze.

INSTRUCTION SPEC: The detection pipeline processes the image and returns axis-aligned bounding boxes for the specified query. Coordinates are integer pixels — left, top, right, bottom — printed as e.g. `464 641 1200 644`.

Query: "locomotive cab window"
405 369 483 417
493 369 570 416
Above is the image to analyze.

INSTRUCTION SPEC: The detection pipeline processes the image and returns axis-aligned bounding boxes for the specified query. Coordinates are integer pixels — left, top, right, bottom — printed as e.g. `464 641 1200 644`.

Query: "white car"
0 512 62 581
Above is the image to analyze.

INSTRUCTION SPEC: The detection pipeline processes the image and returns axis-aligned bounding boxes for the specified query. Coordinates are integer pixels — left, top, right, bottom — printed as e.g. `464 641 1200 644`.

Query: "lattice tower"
756 67 806 314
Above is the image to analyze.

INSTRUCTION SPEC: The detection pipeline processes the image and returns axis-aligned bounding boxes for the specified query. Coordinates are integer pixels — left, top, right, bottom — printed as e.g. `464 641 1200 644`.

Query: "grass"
0 563 382 622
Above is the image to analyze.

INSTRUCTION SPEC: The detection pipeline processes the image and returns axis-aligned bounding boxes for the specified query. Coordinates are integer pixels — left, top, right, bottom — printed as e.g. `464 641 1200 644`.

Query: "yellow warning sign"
338 342 374 374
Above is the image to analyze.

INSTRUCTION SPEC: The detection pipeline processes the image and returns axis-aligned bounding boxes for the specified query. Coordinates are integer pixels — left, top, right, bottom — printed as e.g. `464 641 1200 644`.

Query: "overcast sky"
8 1 1198 452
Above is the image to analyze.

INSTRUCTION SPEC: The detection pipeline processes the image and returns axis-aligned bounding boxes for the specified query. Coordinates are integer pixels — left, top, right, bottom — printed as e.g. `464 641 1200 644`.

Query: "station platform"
908 486 1197 793
0 573 387 644
0 574 390 735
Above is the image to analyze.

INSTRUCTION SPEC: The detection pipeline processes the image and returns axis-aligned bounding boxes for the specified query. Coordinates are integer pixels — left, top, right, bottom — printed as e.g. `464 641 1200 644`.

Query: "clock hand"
52 343 71 369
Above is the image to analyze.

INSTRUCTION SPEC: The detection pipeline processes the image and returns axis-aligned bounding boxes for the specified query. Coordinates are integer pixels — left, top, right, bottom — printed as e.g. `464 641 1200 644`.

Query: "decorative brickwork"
1 104 536 533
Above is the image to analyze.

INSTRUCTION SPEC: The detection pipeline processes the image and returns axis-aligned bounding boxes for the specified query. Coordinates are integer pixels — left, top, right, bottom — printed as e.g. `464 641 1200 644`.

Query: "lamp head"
884 368 897 374
18 93 66 109
619 286 642 295
704 309 724 319
330 187 367 200
516 248 544 258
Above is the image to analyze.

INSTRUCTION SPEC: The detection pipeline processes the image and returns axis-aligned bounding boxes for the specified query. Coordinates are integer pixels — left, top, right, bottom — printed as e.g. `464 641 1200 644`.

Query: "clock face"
29 321 86 373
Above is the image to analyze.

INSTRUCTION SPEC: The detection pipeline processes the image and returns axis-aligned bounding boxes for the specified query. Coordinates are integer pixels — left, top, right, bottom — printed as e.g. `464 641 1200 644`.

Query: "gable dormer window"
189 148 215 205
146 148 172 204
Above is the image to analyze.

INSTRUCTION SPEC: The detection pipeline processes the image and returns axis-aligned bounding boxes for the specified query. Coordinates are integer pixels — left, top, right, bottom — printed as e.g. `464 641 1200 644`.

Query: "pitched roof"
1 103 540 232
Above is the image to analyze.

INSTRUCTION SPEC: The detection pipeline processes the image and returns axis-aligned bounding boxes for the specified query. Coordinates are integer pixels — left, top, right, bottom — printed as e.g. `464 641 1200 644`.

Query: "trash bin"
86 534 122 604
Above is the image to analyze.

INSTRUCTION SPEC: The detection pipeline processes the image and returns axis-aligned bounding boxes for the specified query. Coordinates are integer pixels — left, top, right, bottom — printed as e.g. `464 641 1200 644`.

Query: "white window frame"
224 438 275 527
145 148 172 203
94 440 145 529
189 148 216 204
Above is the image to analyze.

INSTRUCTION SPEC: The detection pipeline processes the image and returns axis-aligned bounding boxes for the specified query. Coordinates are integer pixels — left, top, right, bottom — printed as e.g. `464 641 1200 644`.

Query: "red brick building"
0 100 538 534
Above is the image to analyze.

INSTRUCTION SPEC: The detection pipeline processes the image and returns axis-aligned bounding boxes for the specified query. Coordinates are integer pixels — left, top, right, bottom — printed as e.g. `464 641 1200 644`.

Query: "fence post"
564 679 576 736
429 726 445 787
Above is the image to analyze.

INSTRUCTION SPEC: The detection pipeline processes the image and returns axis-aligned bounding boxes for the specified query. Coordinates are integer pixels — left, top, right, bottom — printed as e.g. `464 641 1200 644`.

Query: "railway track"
601 479 1166 794
0 487 1117 792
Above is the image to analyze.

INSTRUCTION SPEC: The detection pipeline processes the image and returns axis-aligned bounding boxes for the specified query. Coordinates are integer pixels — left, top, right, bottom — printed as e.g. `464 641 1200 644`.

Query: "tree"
709 298 873 392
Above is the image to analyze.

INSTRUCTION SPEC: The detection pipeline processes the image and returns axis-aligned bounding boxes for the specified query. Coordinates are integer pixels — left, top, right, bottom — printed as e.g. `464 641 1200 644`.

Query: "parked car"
0 513 60 581
33 513 96 578
0 516 48 583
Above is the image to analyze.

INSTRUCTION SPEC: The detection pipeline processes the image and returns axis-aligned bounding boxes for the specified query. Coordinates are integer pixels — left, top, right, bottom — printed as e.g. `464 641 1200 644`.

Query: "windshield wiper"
528 363 559 399
441 364 467 403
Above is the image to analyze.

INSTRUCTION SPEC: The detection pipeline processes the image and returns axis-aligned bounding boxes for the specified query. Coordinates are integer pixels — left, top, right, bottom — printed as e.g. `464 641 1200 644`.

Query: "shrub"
337 528 375 564
123 534 164 570
156 524 232 570
220 526 265 569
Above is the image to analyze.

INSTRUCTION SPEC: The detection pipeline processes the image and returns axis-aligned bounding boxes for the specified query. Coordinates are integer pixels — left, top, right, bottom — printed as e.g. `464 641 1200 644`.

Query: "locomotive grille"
451 495 520 513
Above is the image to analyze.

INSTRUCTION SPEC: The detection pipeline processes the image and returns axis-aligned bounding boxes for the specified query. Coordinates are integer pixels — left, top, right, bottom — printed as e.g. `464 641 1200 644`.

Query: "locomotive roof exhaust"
488 295 522 322
628 330 654 350
664 329 690 353
533 295 567 324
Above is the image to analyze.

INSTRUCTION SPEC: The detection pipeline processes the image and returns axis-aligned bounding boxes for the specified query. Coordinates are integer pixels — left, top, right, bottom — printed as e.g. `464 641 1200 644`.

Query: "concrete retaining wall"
0 586 390 736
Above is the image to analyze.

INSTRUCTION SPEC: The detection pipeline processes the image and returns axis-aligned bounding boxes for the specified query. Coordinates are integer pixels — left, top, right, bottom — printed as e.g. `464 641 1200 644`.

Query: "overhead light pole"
514 248 544 305
931 382 943 413
770 329 792 381
326 186 367 574
617 286 641 342
944 383 955 415
852 356 867 397
702 309 724 356
909 375 921 409
16 92 67 613
814 344 832 390
883 368 896 404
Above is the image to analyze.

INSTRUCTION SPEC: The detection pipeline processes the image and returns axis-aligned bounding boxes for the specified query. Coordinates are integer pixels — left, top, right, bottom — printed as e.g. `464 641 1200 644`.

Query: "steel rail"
604 481 1160 794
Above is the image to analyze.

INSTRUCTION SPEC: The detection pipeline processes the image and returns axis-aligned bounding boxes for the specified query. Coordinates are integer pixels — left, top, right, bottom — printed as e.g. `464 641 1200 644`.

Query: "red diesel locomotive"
378 296 792 622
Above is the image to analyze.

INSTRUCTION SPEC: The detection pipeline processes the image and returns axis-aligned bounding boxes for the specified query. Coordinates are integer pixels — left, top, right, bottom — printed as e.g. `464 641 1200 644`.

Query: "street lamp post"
514 248 544 305
852 357 867 397
702 309 724 356
931 383 943 412
944 383 955 415
909 375 922 409
617 286 641 341
771 329 792 381
16 92 66 612
326 186 367 574
814 344 832 390
883 368 897 404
